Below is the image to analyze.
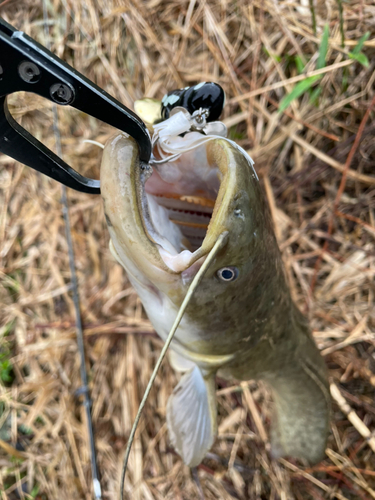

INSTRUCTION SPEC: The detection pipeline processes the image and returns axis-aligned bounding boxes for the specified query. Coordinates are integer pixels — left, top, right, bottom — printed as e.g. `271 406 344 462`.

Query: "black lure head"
161 82 225 122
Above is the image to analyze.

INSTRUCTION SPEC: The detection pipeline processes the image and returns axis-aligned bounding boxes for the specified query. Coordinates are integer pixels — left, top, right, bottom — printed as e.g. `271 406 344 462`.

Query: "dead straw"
1 1 375 499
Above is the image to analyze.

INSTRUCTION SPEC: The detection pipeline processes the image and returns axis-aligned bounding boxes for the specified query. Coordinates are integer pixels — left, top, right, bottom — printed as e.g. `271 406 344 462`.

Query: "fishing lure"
161 82 225 122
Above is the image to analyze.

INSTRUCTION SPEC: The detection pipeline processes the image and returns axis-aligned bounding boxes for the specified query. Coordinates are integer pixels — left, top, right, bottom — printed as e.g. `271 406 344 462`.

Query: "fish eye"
217 267 238 282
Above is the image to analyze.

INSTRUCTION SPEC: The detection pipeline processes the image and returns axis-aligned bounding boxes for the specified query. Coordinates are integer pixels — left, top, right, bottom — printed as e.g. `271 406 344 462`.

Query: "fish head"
101 131 274 284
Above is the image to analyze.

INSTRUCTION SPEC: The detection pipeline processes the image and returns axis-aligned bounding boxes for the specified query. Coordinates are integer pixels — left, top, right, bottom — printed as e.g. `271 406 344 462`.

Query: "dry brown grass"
1 0 375 499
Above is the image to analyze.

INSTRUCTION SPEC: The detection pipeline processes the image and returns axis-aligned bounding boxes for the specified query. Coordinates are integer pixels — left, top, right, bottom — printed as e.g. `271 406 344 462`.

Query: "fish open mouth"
142 139 222 269
101 127 252 274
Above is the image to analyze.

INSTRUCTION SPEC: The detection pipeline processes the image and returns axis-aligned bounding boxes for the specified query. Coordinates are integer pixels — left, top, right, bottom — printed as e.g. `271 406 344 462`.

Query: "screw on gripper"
50 83 74 105
18 61 41 83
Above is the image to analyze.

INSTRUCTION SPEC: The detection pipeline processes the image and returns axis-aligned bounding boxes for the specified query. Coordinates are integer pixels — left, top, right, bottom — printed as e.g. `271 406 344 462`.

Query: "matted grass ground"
1 1 375 499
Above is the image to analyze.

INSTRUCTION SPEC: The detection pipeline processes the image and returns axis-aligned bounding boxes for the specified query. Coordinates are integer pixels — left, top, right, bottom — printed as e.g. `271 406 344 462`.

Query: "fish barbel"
100 111 330 467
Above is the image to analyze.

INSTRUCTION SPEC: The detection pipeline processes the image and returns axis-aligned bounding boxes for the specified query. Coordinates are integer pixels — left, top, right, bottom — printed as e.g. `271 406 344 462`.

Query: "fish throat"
140 142 223 270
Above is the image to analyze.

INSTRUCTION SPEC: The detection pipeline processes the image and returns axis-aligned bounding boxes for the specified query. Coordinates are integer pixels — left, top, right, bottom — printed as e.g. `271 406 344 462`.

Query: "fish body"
100 108 330 467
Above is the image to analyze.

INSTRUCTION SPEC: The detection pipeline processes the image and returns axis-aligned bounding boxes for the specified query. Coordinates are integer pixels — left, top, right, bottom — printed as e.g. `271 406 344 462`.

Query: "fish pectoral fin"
168 350 196 372
166 365 217 467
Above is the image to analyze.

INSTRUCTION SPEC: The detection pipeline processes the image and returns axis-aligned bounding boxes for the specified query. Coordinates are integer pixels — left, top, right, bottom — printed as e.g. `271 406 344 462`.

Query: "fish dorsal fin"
166 365 217 467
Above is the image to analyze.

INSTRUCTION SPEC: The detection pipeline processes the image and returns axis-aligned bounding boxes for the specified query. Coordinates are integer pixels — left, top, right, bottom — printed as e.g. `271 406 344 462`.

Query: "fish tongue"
166 366 217 467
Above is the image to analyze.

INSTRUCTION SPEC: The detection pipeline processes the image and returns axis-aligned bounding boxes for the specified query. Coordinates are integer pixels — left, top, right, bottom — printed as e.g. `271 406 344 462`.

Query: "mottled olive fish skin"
101 132 330 467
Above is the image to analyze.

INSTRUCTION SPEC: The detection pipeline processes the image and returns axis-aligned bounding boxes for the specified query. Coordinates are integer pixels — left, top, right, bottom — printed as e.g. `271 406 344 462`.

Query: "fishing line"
120 231 229 500
42 5 102 499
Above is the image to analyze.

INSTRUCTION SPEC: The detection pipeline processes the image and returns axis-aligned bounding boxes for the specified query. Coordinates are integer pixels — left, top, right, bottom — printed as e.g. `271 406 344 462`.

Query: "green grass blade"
348 52 369 67
351 32 370 54
316 24 329 70
295 55 305 74
279 75 321 113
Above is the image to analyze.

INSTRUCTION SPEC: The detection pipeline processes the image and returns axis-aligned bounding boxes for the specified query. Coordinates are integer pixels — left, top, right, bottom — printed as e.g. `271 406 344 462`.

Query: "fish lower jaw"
159 247 198 273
